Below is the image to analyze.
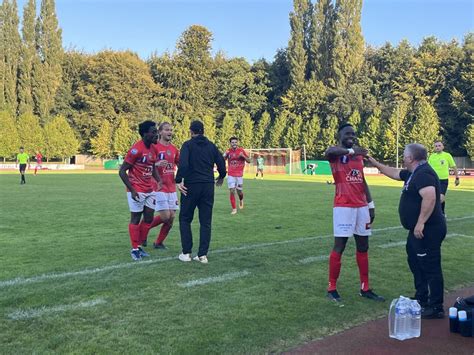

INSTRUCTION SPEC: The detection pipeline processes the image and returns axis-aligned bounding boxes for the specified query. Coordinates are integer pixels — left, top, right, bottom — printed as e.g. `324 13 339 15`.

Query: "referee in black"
368 143 447 319
175 120 226 264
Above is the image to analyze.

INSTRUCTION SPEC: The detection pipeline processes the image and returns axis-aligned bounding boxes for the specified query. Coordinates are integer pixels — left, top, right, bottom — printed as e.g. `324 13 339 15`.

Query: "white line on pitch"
7 298 107 320
1 216 472 289
299 255 329 264
178 271 250 288
378 241 406 249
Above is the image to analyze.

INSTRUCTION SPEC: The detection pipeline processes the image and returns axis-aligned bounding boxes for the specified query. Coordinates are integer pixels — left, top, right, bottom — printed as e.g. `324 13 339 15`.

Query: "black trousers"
179 182 214 257
406 223 446 308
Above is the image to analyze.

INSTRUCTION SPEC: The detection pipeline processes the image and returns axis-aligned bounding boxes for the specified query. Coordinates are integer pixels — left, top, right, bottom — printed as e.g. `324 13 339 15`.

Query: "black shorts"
19 164 27 173
439 179 448 195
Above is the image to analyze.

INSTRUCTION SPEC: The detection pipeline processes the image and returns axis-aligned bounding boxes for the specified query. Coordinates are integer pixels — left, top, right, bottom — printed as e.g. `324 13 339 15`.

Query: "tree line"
0 0 473 162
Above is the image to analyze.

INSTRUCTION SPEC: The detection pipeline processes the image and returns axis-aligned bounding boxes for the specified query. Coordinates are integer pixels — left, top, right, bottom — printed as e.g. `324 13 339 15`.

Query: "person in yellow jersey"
16 147 30 185
428 141 460 215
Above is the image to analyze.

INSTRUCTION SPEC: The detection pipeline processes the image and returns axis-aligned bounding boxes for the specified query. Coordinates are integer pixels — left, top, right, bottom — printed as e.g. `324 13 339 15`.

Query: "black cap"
190 120 204 134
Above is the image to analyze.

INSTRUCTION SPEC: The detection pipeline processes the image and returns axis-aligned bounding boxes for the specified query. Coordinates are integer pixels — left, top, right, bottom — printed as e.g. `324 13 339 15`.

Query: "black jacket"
175 135 226 184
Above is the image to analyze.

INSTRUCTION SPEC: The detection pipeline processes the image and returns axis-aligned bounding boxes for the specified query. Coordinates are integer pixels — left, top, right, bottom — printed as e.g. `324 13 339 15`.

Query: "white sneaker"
239 200 244 209
178 253 192 262
231 209 237 215
193 255 208 264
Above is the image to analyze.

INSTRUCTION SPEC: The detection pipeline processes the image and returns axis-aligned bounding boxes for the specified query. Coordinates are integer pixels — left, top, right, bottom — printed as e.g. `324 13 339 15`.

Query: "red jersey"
35 153 43 164
329 154 367 207
124 140 158 193
153 142 179 193
225 148 248 177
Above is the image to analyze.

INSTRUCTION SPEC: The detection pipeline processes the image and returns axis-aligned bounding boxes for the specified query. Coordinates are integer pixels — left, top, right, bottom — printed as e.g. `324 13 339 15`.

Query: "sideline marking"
299 255 329 264
178 271 250 288
1 216 472 289
7 298 106 320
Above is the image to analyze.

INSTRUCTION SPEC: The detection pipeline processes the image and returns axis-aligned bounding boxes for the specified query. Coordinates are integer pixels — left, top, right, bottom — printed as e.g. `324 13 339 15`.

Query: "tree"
347 109 361 130
288 0 312 88
315 114 338 156
465 124 474 158
216 110 237 152
2 0 22 112
283 112 303 148
113 116 134 157
202 113 217 143
0 110 20 160
301 114 321 157
358 107 382 159
380 101 409 162
90 120 113 158
172 116 191 149
253 111 271 148
408 97 440 153
16 112 44 155
235 111 254 148
17 0 36 116
268 110 288 147
33 0 63 119
44 115 79 161
332 0 364 89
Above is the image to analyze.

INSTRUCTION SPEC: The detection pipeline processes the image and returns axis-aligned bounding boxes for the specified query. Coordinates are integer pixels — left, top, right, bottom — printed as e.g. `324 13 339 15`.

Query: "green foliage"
17 0 36 116
253 111 271 148
465 124 474 158
268 110 288 147
43 115 79 160
90 120 113 158
301 114 321 158
380 101 409 162
358 107 382 159
171 116 191 149
235 110 254 148
0 110 20 159
283 111 303 148
113 117 134 157
33 0 63 119
408 97 440 153
315 114 338 155
16 112 44 155
348 109 361 130
216 110 237 152
201 113 217 143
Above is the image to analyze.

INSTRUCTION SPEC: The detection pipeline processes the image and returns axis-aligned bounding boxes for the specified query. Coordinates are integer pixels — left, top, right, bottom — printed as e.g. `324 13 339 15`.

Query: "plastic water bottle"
389 298 398 339
394 298 409 340
409 300 421 338
449 307 459 333
458 310 470 337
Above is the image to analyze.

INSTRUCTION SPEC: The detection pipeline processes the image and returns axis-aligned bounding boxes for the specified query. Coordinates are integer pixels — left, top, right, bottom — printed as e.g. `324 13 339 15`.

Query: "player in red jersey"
119 120 161 261
325 123 384 305
144 122 180 250
223 137 250 215
34 151 43 175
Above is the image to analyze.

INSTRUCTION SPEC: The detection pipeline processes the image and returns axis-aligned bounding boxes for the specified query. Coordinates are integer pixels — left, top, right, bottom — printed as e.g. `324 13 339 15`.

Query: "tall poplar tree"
408 97 440 152
253 111 271 148
33 0 63 120
288 0 312 88
0 110 20 160
2 0 21 112
16 112 44 154
17 0 36 115
90 120 113 158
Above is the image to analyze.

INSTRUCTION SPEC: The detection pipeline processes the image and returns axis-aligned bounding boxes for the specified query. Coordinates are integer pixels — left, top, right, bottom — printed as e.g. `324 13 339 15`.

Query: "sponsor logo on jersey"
340 155 349 164
131 148 138 155
345 169 363 183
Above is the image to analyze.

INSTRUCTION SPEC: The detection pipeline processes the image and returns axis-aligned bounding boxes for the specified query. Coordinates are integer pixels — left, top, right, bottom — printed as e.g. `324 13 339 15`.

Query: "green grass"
0 172 473 354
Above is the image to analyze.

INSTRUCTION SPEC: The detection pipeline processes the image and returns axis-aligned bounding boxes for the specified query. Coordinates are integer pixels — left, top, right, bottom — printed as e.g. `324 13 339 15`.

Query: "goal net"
244 148 302 175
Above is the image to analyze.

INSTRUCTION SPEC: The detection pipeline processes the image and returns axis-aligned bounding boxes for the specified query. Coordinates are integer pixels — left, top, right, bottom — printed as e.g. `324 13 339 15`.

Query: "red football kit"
35 153 43 164
225 148 248 177
153 142 179 193
329 154 368 207
124 140 158 193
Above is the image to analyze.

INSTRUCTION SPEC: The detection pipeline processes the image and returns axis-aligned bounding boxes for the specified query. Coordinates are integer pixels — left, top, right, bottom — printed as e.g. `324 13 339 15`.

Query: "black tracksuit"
175 135 226 257
399 164 446 309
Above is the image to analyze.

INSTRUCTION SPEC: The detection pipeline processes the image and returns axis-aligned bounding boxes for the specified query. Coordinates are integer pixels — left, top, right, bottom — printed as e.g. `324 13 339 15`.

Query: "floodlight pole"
396 104 400 169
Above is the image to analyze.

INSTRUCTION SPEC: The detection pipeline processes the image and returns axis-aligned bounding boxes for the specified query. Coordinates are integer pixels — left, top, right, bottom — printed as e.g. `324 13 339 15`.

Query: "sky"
17 0 474 62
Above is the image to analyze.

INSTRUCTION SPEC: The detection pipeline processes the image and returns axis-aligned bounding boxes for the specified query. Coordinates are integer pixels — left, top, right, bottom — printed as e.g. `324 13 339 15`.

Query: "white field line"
8 298 106 320
378 241 406 249
299 255 329 264
178 271 250 288
1 216 472 289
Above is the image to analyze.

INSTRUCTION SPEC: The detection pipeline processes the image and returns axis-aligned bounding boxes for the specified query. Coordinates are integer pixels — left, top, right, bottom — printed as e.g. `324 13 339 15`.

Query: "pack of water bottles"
388 296 421 340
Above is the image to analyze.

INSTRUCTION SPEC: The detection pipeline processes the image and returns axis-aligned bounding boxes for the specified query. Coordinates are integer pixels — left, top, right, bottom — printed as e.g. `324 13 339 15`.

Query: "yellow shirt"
428 152 456 180
17 152 30 164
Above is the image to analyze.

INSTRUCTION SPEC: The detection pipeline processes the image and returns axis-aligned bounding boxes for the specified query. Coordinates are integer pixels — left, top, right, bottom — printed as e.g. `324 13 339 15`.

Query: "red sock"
156 223 172 244
139 221 152 245
230 193 236 209
34 167 38 175
356 251 370 291
328 251 342 292
128 224 141 249
238 192 244 201
150 215 163 228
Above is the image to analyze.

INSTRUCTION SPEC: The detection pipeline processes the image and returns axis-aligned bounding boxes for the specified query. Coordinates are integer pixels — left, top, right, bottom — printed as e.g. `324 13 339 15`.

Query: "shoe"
153 242 167 250
421 306 445 319
327 290 344 306
138 247 150 257
239 200 244 209
178 253 192 262
130 249 142 261
360 289 385 302
193 255 208 264
231 209 237 215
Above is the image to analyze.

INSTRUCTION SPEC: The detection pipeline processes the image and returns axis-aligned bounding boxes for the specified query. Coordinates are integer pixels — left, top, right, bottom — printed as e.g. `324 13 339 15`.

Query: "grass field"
0 172 473 354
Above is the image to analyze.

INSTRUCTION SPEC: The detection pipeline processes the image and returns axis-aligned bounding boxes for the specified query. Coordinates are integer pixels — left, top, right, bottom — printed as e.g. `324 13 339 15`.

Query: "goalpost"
244 148 302 175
